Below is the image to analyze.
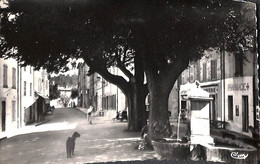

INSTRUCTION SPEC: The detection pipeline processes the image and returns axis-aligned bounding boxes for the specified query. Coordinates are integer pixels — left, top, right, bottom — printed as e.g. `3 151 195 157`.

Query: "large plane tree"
0 0 149 131
0 0 255 139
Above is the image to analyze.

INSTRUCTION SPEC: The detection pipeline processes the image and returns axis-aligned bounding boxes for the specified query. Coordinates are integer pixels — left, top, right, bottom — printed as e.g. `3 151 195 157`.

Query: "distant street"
0 108 158 164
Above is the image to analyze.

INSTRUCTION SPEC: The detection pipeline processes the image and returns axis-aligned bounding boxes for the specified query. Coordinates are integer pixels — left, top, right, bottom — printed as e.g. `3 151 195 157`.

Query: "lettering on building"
227 83 249 91
203 87 218 94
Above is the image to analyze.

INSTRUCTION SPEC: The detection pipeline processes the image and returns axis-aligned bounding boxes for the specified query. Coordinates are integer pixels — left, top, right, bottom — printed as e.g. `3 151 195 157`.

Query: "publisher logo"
231 152 248 160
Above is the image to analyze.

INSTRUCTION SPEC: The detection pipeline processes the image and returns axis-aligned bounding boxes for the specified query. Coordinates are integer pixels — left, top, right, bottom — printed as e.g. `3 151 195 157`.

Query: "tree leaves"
0 0 255 75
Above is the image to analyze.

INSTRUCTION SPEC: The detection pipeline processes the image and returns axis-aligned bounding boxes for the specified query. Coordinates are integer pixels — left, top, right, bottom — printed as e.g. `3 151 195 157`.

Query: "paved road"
0 108 158 164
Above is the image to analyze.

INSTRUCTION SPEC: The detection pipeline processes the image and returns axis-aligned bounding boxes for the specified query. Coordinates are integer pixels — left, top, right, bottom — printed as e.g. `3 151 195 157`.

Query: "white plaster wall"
225 76 254 137
20 66 34 127
0 58 18 132
34 69 49 97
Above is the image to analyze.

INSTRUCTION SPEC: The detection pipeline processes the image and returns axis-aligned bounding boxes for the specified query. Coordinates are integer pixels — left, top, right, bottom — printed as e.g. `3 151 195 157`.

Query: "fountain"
152 82 258 163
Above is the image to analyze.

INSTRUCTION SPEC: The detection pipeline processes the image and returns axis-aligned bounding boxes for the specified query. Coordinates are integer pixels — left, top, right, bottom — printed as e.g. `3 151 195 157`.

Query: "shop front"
225 76 254 136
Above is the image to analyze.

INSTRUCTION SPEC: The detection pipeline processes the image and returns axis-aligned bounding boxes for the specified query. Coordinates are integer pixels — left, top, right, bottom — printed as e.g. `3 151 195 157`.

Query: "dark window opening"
235 55 243 77
203 63 207 81
211 60 217 80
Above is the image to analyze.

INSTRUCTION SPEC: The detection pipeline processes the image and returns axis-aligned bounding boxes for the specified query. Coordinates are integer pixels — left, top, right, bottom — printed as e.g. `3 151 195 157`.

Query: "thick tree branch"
161 56 189 92
117 62 133 79
84 56 130 95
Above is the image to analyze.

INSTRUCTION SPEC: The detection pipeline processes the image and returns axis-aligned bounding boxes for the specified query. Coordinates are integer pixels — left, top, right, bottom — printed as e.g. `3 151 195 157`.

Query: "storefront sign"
227 83 249 91
203 87 218 94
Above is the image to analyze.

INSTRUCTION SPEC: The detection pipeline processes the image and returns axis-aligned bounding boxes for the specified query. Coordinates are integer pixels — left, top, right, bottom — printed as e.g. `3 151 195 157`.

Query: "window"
235 55 243 77
12 68 16 89
181 101 187 109
30 83 32 96
228 96 233 120
3 65 8 88
30 67 32 74
12 101 16 121
24 81 26 96
24 67 26 71
203 63 207 81
211 60 217 80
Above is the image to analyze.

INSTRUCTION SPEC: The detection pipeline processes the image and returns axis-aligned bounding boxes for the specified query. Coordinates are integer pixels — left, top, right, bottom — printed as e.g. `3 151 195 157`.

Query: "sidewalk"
0 119 49 140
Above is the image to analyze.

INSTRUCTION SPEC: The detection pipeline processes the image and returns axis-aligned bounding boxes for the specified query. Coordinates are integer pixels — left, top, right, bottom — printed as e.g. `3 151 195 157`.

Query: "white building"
18 65 34 127
0 58 18 133
0 57 50 138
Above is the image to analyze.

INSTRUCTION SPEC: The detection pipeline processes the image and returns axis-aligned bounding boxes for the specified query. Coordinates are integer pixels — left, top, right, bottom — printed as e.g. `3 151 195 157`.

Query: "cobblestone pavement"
0 108 161 164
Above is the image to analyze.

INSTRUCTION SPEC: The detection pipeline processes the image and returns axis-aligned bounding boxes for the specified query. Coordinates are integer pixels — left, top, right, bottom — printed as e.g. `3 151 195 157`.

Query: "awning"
35 92 50 104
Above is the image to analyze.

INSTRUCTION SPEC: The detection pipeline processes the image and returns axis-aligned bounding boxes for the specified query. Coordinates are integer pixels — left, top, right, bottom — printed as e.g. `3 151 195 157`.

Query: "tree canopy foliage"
50 74 78 88
0 0 256 137
0 0 255 73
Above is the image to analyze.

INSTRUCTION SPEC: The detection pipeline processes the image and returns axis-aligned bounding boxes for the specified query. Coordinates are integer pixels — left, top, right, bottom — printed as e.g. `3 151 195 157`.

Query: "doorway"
210 95 216 121
2 101 6 132
242 96 249 132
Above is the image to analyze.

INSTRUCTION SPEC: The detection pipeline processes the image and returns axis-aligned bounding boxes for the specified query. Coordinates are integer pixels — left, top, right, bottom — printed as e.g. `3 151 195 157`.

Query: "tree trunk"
127 52 148 131
148 79 172 140
127 82 147 131
143 53 189 140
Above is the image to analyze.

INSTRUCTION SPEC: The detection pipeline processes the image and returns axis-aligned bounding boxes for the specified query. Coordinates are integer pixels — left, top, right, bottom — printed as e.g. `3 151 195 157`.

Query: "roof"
35 91 49 100
180 82 210 98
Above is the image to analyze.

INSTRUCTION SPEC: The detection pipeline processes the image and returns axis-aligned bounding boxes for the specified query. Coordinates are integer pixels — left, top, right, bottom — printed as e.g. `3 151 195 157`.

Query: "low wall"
202 137 257 164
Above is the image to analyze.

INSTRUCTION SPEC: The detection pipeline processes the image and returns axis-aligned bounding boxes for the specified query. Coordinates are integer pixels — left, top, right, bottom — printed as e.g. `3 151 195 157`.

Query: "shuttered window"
3 65 8 88
203 63 207 81
12 68 16 89
211 60 217 80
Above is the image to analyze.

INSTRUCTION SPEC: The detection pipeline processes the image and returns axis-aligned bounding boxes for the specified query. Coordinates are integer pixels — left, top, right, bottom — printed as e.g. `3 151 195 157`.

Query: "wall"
34 69 49 97
0 58 18 132
224 51 255 136
20 66 34 126
199 50 221 82
225 76 254 136
225 51 254 79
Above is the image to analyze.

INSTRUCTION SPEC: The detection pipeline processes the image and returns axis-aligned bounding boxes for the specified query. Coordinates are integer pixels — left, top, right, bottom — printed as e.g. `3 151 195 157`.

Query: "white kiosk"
180 82 214 145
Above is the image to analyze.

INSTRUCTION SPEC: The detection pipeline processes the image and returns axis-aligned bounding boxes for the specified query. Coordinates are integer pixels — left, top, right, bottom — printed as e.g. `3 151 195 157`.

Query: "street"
0 108 159 164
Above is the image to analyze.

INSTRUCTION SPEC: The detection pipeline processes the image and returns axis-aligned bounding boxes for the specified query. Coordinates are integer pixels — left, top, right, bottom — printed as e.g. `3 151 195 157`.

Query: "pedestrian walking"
87 106 93 124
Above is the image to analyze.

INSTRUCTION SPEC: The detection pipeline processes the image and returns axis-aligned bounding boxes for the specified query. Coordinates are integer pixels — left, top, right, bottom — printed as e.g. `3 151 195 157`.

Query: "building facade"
19 65 34 126
0 58 18 133
0 57 50 137
179 48 258 138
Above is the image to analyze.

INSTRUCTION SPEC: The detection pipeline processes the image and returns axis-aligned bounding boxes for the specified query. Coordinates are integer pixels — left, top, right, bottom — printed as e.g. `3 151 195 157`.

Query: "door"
242 96 249 132
2 101 6 132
